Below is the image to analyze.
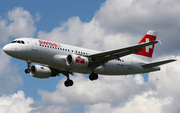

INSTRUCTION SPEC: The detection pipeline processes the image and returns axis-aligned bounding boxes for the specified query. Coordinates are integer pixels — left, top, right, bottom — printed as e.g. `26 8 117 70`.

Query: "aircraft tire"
89 73 98 81
64 79 74 87
25 69 30 74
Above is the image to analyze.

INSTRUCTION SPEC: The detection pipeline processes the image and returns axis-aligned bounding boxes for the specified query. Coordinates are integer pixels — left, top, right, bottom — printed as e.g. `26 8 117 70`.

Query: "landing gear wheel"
64 79 74 87
89 72 98 81
25 69 30 74
25 60 32 74
64 72 74 87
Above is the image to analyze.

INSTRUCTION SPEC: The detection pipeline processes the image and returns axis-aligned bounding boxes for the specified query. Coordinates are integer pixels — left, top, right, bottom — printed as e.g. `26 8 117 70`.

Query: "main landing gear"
89 72 98 81
63 72 98 87
89 67 98 81
25 60 32 74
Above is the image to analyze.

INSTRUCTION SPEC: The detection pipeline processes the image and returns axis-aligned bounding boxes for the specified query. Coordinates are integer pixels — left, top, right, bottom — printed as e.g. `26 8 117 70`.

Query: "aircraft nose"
3 44 12 54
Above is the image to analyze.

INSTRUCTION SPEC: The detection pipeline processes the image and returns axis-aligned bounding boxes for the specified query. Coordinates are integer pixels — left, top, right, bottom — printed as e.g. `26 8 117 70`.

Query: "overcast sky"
0 0 180 113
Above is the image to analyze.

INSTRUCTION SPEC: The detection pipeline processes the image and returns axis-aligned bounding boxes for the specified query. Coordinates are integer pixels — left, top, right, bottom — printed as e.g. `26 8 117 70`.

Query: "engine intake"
30 65 52 78
66 54 89 67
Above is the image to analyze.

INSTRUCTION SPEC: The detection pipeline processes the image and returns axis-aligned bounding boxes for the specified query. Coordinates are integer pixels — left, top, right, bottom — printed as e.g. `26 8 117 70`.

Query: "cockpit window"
21 41 25 44
11 41 16 43
11 40 25 44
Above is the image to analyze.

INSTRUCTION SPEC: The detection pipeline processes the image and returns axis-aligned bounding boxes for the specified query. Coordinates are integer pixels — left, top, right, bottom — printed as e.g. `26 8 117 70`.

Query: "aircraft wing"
141 59 176 69
88 40 160 67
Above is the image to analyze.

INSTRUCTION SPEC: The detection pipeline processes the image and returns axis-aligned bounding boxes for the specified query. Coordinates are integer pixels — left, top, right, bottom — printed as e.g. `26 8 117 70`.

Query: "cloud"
134 74 144 84
149 55 180 113
0 48 23 94
30 104 75 113
34 13 41 22
37 16 131 51
37 0 180 56
34 74 155 112
0 90 34 113
95 0 180 34
0 7 39 94
94 0 180 55
84 92 172 113
0 7 36 45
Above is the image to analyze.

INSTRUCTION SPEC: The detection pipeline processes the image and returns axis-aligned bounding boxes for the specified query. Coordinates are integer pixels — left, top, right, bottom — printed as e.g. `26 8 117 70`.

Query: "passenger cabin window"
38 43 90 56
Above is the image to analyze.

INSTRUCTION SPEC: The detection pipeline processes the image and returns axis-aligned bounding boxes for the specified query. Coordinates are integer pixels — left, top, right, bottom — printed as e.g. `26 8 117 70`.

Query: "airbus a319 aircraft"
3 30 176 87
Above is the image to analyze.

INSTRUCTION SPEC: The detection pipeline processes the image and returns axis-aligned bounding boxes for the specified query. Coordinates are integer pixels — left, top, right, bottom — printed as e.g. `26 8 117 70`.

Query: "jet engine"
66 54 89 67
53 54 67 66
30 65 52 78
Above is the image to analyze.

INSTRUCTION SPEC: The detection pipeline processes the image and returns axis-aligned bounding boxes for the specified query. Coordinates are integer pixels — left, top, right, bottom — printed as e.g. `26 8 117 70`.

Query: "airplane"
3 30 176 87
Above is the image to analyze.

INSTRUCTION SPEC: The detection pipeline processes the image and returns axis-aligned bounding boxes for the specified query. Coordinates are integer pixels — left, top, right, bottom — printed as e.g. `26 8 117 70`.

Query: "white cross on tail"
145 38 153 53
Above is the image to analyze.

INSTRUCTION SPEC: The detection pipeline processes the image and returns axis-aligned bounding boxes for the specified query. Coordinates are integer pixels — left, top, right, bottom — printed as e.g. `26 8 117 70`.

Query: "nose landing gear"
63 72 74 87
25 60 32 74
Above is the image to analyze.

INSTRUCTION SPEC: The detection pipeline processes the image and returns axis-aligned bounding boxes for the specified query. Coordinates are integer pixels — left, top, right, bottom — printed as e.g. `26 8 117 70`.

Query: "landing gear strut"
25 60 32 74
89 72 98 81
64 73 74 87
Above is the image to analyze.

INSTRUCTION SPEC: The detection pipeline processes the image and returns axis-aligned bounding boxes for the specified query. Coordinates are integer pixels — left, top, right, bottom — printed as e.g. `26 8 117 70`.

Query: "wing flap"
141 59 176 69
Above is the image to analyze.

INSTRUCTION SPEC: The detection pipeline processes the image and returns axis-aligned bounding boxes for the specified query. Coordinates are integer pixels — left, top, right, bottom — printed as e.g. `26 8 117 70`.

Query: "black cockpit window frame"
11 40 25 44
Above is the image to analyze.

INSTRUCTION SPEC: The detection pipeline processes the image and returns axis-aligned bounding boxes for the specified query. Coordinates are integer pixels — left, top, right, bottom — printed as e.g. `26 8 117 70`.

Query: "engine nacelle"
30 65 52 78
66 54 89 67
53 54 67 66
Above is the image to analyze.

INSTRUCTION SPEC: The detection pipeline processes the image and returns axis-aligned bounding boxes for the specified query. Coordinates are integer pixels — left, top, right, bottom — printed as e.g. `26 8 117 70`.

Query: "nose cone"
3 44 12 55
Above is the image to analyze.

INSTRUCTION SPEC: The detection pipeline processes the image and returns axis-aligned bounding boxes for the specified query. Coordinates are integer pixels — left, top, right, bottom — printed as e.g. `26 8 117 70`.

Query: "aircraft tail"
138 30 157 62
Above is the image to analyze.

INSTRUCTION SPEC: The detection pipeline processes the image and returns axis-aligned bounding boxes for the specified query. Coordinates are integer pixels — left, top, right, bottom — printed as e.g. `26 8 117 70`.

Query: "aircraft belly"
99 61 144 75
70 67 92 74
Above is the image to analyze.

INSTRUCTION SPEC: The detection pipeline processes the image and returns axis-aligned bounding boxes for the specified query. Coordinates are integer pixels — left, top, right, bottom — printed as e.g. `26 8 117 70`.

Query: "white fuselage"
3 38 160 76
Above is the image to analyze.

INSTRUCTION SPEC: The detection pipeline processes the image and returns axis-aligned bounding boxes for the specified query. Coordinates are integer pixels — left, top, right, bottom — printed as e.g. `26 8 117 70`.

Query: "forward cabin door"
31 38 38 51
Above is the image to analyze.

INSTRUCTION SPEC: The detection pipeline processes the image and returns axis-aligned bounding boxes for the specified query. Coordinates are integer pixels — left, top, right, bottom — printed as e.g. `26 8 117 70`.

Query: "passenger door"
31 38 38 51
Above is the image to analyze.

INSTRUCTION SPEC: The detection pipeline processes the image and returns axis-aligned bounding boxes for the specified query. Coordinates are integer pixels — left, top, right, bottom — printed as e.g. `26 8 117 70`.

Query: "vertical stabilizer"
138 30 157 62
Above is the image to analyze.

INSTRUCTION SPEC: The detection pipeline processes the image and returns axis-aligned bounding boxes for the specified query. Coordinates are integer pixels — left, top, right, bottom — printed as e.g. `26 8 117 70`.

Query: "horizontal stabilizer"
142 59 176 69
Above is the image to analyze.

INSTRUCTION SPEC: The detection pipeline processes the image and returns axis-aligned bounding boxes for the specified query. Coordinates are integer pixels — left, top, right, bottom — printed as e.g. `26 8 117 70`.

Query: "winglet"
158 39 163 44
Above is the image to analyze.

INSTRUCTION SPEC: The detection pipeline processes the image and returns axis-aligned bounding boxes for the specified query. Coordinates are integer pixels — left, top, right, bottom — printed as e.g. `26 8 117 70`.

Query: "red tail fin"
138 30 157 59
